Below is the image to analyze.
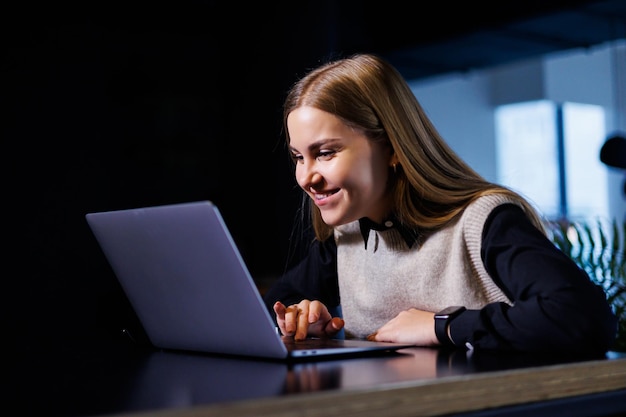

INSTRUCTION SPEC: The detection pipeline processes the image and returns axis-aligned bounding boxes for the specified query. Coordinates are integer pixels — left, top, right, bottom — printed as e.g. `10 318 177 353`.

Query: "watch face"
435 306 465 319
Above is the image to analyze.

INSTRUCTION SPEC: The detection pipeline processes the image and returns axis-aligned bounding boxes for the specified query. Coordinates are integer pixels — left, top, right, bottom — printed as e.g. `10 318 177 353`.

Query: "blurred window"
495 100 608 221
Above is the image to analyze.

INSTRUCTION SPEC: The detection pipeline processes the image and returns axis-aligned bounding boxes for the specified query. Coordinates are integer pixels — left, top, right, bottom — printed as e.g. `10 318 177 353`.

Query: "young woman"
263 53 617 353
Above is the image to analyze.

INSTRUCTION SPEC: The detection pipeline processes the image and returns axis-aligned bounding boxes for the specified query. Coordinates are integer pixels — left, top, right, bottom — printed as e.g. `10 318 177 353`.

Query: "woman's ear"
389 152 399 168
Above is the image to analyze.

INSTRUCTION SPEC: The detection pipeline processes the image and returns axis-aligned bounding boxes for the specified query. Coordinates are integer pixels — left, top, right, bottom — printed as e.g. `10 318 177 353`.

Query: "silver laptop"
85 201 413 360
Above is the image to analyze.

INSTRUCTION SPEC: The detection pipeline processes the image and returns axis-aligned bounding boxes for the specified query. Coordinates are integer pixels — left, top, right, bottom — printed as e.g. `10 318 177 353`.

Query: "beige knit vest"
335 194 518 339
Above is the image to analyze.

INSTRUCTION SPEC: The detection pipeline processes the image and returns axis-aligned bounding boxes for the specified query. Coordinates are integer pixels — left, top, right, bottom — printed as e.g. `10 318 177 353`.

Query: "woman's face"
287 106 394 226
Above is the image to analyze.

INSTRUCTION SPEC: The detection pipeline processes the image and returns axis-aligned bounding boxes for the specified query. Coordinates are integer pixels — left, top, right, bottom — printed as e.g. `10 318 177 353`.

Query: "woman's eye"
316 150 334 161
290 153 303 163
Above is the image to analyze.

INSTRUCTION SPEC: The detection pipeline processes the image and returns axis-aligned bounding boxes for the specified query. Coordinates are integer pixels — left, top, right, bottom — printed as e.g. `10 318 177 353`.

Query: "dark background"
5 1 625 352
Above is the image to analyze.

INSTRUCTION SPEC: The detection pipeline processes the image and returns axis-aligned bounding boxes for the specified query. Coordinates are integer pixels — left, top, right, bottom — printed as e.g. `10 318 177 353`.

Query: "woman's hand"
273 300 344 340
367 308 439 346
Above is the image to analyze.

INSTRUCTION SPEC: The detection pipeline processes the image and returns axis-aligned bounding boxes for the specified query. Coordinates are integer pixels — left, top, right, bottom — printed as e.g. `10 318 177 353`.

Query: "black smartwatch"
434 306 466 347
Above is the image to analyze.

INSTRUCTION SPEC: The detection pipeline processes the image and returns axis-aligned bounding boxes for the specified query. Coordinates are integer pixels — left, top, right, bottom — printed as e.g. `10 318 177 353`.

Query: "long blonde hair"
283 53 545 241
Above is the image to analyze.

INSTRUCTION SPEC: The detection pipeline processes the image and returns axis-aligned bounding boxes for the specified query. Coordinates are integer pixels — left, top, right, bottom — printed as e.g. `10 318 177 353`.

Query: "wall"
409 41 626 222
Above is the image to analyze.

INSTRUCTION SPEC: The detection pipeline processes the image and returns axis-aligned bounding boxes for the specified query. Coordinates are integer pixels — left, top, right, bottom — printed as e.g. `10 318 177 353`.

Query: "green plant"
547 218 626 352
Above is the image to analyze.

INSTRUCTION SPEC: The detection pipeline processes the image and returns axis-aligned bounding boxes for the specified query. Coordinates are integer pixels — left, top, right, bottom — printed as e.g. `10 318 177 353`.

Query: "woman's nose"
297 162 322 190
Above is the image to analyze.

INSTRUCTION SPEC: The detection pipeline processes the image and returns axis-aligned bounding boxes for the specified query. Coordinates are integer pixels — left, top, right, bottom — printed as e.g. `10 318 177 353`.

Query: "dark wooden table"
9 340 626 417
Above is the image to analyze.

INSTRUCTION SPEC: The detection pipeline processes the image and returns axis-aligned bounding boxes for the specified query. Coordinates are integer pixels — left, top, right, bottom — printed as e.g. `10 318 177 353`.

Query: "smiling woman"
262 53 618 354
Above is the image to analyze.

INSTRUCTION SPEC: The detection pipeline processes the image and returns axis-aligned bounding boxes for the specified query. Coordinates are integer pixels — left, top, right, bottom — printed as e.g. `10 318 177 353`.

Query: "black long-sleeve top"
263 204 618 354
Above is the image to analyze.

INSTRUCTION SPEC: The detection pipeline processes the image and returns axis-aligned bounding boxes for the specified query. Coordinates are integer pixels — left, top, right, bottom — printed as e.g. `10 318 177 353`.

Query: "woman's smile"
311 188 340 204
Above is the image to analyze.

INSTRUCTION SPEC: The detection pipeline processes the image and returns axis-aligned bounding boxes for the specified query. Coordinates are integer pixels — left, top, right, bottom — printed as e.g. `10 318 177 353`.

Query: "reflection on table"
122 346 619 415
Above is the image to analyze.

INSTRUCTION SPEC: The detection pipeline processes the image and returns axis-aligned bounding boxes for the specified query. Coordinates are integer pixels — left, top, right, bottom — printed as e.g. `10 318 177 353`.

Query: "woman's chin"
320 212 354 227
